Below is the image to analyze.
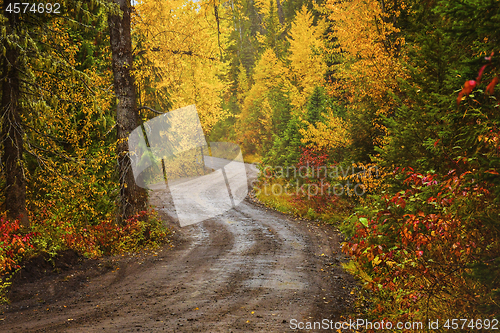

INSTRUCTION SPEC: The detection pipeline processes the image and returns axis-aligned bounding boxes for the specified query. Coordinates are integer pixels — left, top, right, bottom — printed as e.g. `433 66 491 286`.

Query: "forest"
1 0 499 328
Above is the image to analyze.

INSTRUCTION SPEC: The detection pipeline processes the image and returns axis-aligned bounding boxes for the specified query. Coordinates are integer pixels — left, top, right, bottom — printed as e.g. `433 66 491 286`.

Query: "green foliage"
342 0 500 320
263 87 332 168
343 165 500 323
253 0 500 324
263 112 303 167
375 8 469 173
306 86 327 124
345 104 384 163
435 0 500 55
1 0 499 322
29 210 170 258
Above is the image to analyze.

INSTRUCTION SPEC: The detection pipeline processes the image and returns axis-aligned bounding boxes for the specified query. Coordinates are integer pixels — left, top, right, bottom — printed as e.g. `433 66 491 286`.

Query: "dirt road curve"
1 164 356 332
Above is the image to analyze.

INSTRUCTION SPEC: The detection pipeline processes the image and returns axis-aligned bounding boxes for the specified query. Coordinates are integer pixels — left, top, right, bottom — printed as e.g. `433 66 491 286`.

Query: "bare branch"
138 106 164 114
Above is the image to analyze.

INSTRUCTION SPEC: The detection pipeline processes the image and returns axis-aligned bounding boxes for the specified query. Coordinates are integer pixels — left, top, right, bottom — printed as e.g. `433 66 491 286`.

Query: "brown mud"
0 164 356 332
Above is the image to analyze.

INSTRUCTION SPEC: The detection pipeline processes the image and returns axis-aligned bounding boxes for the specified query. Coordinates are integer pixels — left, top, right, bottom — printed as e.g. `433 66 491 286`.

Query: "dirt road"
0 163 356 332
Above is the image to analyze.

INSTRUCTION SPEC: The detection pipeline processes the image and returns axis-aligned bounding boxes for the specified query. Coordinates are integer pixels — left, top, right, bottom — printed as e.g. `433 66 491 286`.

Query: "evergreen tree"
0 0 114 226
306 86 327 124
1 0 27 226
255 0 286 57
263 111 303 168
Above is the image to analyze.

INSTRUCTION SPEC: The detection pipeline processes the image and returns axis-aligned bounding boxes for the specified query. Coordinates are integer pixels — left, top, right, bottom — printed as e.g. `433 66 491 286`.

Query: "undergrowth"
0 209 170 303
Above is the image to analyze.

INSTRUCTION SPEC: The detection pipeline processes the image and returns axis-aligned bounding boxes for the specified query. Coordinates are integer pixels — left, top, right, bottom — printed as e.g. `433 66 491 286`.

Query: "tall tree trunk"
1 2 29 228
108 0 148 223
276 0 284 26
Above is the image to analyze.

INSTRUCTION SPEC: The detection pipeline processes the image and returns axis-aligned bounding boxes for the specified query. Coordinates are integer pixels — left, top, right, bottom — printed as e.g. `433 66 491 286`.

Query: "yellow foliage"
345 162 390 197
326 0 407 144
300 113 350 150
241 48 285 116
250 48 287 90
254 0 273 18
133 0 230 131
254 0 285 51
237 48 286 154
287 5 327 109
22 18 116 224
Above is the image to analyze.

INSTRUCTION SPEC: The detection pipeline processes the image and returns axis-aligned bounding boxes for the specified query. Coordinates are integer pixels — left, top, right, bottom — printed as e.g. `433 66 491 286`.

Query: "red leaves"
285 147 340 215
0 218 36 274
342 165 497 322
297 147 329 169
486 76 499 95
476 65 488 84
457 80 477 106
457 51 498 105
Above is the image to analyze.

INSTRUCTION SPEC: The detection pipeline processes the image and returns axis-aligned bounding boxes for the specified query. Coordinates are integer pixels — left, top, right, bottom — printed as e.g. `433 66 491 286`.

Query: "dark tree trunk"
1 2 29 228
276 0 284 26
108 0 148 223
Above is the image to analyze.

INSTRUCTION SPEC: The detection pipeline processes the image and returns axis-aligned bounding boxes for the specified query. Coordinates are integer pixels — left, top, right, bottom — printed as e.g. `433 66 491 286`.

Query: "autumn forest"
1 0 499 328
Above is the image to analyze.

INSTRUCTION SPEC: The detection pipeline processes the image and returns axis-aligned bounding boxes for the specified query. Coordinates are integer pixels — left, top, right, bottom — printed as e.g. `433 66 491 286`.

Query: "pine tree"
255 0 286 56
305 86 327 124
1 0 114 226
263 111 303 168
1 1 27 226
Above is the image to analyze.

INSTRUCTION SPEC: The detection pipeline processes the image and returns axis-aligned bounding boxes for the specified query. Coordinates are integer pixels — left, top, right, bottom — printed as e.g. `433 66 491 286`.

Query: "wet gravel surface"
0 164 356 332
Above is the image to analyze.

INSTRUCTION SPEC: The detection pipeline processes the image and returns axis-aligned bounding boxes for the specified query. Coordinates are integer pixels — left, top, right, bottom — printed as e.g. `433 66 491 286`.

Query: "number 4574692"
443 318 498 330
5 3 61 14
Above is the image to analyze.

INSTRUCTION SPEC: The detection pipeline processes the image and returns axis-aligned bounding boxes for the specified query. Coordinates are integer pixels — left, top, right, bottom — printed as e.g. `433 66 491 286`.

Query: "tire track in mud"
0 164 356 332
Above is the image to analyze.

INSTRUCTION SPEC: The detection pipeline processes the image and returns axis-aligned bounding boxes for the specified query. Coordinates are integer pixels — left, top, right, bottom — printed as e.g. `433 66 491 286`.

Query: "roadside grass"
243 153 261 164
255 178 352 224
255 180 295 215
